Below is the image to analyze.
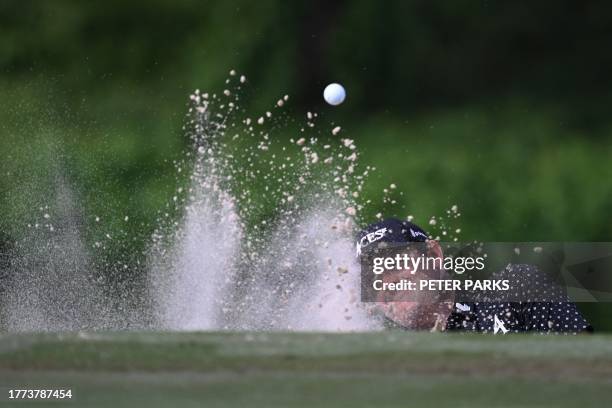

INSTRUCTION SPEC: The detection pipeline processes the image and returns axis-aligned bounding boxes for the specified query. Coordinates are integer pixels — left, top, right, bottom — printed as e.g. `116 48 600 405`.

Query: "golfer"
357 218 593 334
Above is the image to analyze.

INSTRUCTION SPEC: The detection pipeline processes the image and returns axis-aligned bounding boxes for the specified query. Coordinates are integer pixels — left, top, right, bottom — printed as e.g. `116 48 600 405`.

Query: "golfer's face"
376 242 445 328
375 247 427 302
374 251 422 326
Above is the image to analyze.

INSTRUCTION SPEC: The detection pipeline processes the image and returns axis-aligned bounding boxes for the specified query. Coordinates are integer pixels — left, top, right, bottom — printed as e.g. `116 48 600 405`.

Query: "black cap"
356 217 429 257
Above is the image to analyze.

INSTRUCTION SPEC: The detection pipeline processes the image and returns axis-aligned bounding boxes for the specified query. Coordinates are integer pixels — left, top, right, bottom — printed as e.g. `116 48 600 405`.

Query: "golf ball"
323 83 346 106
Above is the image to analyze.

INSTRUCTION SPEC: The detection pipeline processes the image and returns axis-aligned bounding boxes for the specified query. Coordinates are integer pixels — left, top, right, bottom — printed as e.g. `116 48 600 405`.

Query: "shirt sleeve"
521 301 593 334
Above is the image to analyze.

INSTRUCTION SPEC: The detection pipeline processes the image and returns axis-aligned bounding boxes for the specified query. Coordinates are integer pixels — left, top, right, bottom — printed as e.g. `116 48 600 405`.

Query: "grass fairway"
1 332 612 407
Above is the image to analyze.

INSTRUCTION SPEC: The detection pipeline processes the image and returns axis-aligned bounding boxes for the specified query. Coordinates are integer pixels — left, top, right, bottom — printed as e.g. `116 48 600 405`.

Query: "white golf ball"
323 83 346 106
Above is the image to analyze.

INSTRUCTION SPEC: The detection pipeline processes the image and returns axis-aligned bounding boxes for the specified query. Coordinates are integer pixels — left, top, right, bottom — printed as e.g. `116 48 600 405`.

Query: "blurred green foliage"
1 1 612 326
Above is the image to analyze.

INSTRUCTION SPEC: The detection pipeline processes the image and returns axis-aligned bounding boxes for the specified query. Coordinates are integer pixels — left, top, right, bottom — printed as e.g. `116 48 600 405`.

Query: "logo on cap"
356 227 387 257
410 228 428 240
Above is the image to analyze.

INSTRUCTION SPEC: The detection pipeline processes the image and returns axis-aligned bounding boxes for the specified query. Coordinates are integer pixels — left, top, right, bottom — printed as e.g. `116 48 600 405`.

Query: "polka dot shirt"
445 264 593 334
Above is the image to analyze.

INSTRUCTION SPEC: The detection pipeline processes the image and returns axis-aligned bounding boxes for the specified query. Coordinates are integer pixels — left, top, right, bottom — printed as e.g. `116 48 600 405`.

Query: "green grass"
1 332 612 407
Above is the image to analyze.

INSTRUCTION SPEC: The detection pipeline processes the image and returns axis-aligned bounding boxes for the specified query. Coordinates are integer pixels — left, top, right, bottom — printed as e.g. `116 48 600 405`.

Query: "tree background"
1 0 611 328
